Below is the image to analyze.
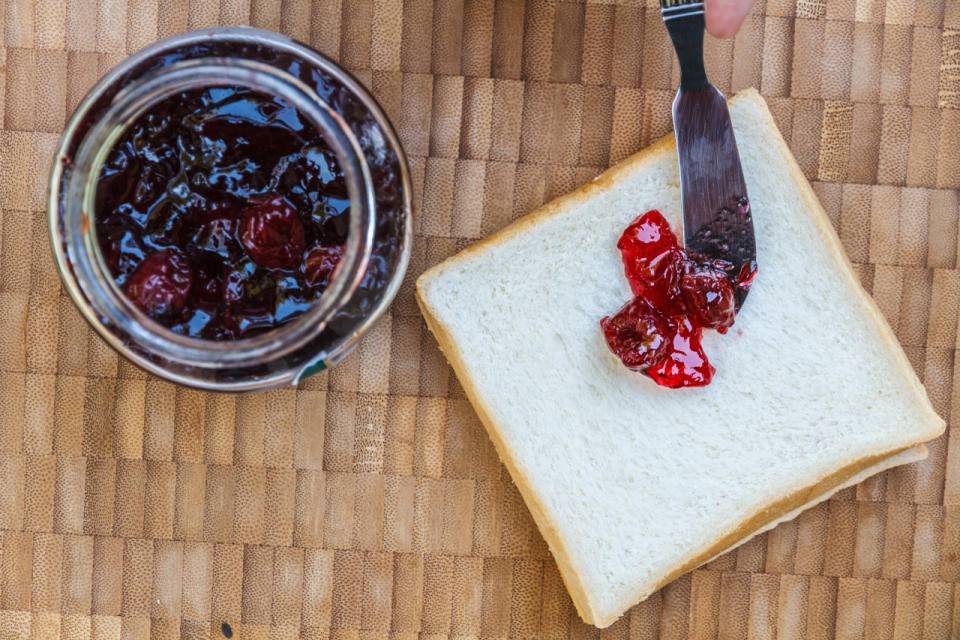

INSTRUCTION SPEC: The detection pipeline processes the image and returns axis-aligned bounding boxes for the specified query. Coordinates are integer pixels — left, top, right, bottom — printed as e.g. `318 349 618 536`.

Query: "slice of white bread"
416 89 945 627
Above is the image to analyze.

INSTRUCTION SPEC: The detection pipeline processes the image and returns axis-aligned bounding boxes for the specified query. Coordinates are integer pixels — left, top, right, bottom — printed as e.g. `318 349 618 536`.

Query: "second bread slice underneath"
416 89 945 627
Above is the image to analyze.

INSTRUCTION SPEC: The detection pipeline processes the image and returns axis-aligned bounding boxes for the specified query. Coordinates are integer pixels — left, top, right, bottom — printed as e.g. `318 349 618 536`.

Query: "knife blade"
661 0 757 308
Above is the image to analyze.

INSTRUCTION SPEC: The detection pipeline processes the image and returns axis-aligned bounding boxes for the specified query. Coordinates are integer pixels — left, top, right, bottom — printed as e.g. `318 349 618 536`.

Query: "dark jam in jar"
54 29 410 388
600 210 757 388
95 86 350 340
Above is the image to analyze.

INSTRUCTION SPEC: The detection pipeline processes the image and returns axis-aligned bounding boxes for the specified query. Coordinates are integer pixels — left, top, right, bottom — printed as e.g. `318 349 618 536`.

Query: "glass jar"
48 27 412 391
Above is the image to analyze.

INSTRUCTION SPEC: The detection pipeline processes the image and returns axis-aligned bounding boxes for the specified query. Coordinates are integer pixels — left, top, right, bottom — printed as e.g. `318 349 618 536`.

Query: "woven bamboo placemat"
1 0 959 638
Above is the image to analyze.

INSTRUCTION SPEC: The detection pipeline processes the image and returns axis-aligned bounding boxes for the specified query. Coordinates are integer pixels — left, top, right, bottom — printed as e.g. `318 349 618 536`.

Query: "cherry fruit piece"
600 298 670 371
125 249 193 317
680 268 736 333
192 218 237 259
239 195 305 269
303 244 344 285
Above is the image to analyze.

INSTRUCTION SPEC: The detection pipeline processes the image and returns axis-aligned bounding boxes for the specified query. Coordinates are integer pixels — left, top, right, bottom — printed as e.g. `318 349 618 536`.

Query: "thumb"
704 0 755 38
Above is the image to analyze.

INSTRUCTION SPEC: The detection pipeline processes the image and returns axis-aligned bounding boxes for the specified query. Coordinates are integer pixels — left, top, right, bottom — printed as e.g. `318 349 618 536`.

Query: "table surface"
1 0 959 638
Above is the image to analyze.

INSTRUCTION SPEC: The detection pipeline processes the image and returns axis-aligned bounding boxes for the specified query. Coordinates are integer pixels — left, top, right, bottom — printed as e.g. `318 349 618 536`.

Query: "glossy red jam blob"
600 298 670 371
601 209 754 388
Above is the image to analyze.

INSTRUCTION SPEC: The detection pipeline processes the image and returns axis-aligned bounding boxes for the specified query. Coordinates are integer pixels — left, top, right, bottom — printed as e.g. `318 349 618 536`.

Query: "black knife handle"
661 0 710 92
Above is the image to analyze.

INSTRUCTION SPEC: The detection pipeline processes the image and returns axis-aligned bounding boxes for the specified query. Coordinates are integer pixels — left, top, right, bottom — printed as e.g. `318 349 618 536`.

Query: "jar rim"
48 27 414 391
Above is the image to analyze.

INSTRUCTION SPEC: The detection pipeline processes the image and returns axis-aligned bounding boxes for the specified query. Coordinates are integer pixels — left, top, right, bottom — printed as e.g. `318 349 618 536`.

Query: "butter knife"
661 0 757 308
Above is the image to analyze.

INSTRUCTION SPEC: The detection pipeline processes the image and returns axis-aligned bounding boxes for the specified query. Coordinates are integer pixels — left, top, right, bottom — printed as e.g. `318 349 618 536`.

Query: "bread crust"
415 88 945 627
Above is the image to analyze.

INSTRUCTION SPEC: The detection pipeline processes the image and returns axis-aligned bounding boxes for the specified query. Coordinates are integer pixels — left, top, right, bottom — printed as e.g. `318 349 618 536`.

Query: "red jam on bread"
601 210 755 388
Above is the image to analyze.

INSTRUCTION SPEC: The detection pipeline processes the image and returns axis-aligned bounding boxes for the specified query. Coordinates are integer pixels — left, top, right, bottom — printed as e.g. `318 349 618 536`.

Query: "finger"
704 0 755 38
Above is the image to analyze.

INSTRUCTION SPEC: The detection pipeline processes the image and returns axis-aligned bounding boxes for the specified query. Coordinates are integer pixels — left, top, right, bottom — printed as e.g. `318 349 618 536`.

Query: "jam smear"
601 209 756 388
95 85 349 340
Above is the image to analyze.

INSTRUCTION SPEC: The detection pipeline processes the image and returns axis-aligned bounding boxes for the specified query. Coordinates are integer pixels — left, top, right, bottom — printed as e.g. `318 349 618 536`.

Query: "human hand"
704 0 758 38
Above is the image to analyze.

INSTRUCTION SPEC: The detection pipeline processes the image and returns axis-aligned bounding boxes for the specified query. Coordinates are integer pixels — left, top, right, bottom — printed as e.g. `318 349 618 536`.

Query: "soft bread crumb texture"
416 89 944 627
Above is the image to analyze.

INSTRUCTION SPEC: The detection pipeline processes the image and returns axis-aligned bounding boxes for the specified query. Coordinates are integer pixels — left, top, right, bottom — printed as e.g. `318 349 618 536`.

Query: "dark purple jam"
95 86 351 340
61 35 407 382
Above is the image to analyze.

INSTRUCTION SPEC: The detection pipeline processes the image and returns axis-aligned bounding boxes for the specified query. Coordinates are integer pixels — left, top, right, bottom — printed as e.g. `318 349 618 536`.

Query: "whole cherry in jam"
125 249 193 317
600 298 670 371
303 244 344 285
601 209 755 388
646 315 713 388
679 268 735 333
240 195 306 270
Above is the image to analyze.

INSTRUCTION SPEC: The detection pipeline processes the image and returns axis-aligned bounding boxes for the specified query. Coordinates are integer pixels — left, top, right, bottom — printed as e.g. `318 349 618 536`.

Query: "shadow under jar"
49 27 412 391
